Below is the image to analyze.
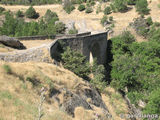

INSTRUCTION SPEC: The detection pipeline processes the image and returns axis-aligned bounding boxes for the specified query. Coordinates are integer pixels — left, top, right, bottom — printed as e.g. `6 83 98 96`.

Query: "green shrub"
85 7 93 13
90 59 107 92
64 4 75 14
148 27 160 43
137 26 149 37
100 15 108 26
109 16 113 22
16 10 24 17
68 29 78 34
61 47 90 80
127 0 137 5
112 0 127 12
78 4 85 11
158 4 160 9
44 9 59 23
25 6 39 19
104 6 111 15
146 16 153 26
0 6 5 13
135 0 150 15
3 64 12 74
90 1 95 6
0 11 65 37
110 30 160 110
110 23 115 28
55 22 66 34
0 0 60 5
143 88 160 116
86 2 90 7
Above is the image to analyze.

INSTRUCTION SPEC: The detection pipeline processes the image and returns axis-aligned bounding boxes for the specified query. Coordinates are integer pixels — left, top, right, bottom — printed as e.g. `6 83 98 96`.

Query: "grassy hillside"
0 61 129 120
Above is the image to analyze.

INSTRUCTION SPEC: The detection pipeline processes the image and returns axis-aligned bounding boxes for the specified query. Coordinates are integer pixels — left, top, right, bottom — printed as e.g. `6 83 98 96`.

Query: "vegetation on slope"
110 30 160 116
0 9 65 37
0 61 129 120
0 0 62 5
61 46 107 91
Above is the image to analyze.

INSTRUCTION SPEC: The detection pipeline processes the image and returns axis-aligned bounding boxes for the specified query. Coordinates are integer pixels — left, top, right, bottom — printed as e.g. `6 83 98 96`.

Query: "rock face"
0 35 26 49
54 82 110 118
65 21 77 34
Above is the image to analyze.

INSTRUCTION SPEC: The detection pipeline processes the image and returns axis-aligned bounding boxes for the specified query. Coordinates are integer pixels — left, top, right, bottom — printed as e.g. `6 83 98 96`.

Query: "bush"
16 10 24 17
64 4 75 14
90 59 107 92
146 16 153 26
110 30 160 111
85 7 93 13
104 6 111 15
0 6 5 13
109 16 113 22
100 15 108 26
61 47 90 80
0 0 60 5
127 0 137 5
44 9 59 23
135 0 150 15
55 22 66 34
112 0 127 12
0 11 66 37
68 29 78 34
143 88 160 116
3 64 12 74
25 6 39 19
78 4 85 11
90 1 95 6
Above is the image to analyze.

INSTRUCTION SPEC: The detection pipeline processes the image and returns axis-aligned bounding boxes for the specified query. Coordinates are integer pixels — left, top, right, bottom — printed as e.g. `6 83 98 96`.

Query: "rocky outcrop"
52 82 110 118
0 35 26 49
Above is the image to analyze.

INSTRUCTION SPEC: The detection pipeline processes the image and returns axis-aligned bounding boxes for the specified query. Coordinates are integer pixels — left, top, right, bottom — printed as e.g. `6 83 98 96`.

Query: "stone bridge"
0 31 108 64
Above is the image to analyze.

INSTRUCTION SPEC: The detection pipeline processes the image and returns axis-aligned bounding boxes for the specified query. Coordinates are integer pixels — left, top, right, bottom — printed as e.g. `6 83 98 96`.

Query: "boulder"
61 90 92 117
0 35 26 49
59 83 110 117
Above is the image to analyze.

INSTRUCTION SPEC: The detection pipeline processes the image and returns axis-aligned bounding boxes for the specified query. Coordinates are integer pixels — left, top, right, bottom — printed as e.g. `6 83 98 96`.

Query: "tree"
0 6 5 13
127 0 137 5
85 7 93 13
0 12 18 36
16 10 24 17
61 47 90 80
104 6 111 15
100 15 109 26
135 0 150 15
25 6 39 19
44 9 59 23
112 0 127 12
143 88 160 116
90 59 107 91
55 22 66 34
78 4 85 11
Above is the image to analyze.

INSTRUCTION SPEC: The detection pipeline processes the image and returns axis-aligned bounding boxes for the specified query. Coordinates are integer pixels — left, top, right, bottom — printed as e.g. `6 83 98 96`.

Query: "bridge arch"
89 42 101 64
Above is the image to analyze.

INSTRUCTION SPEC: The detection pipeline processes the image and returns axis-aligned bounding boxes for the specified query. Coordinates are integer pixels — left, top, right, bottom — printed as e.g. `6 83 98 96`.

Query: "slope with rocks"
0 61 129 120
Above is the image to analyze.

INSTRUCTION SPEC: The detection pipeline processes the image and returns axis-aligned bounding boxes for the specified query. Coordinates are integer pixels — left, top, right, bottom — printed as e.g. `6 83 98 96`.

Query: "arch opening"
89 42 101 64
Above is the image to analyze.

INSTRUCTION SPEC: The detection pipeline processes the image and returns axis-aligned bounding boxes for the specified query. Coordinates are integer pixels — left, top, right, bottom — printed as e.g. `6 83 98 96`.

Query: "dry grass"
21 39 54 49
0 61 83 120
0 61 129 120
102 87 129 120
0 44 15 52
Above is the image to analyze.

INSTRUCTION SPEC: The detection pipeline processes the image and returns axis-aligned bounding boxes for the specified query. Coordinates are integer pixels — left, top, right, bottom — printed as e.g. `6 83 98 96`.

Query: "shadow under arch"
89 42 101 64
